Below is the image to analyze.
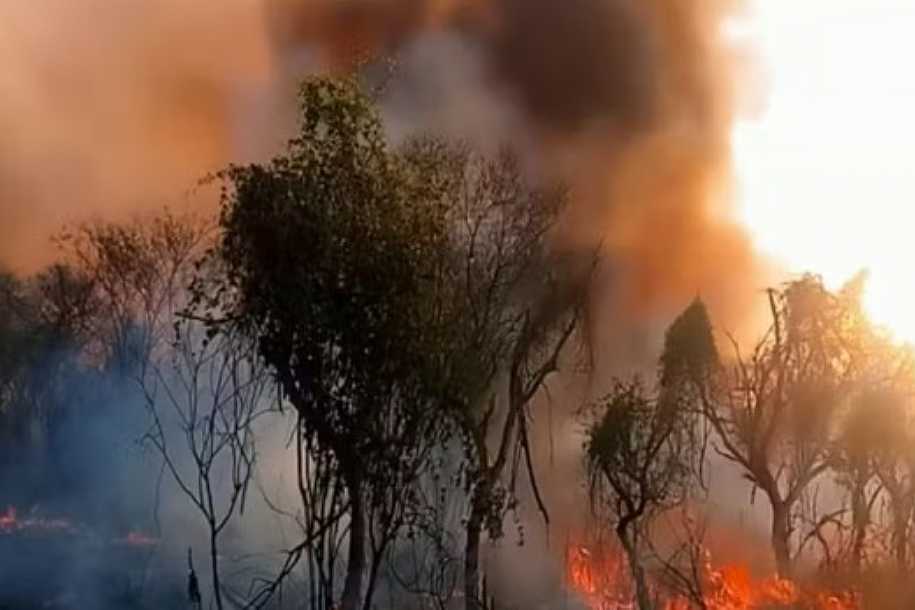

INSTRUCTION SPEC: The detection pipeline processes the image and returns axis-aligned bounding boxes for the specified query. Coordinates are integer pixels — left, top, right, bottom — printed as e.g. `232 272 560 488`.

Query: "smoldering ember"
3 2 915 610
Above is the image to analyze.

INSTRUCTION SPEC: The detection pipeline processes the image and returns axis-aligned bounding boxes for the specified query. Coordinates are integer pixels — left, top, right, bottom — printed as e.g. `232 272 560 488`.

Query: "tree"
648 509 715 610
0 265 98 506
203 76 457 610
829 390 894 570
584 378 694 610
55 209 212 370
665 277 869 576
386 449 465 610
839 385 915 573
140 317 272 610
174 73 589 610
0 272 44 491
405 140 591 610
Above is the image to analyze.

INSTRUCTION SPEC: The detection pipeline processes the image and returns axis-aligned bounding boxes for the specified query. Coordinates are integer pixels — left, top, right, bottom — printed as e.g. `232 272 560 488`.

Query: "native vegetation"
2 76 915 610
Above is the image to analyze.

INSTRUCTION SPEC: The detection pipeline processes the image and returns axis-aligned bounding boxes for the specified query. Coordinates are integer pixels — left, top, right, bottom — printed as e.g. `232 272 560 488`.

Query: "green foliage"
206 76 460 531
201 75 583 610
0 266 94 417
201 75 484 610
585 378 691 521
659 298 718 391
587 380 653 477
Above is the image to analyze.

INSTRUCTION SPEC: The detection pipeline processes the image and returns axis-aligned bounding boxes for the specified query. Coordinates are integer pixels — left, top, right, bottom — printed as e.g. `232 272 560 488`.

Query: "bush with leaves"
585 377 695 610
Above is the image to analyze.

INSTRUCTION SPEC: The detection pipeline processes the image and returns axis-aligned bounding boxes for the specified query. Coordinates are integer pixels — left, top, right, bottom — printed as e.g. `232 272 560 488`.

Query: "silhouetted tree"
843 386 915 573
585 378 694 610
201 76 459 610
830 390 896 569
141 316 272 610
665 277 870 576
0 265 97 505
55 209 212 370
402 139 591 610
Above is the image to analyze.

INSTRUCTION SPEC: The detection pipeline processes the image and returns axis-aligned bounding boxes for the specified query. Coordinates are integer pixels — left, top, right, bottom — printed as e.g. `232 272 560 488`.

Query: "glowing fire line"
566 542 859 610
0 505 157 547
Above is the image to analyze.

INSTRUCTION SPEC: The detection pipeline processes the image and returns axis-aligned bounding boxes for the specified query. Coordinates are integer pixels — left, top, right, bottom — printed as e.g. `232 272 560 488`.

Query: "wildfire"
565 542 859 610
0 506 157 547
116 530 159 547
567 543 636 610
0 506 14 531
0 505 77 535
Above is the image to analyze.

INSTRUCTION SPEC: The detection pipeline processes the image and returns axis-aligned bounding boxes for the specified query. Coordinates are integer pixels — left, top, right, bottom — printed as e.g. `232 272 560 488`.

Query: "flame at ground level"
0 505 157 547
0 505 78 535
566 542 859 610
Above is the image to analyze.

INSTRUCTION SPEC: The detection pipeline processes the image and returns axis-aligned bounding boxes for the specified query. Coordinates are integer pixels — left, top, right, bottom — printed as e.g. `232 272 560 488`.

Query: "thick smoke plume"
1 0 765 334
1 0 766 532
270 0 772 598
274 0 764 318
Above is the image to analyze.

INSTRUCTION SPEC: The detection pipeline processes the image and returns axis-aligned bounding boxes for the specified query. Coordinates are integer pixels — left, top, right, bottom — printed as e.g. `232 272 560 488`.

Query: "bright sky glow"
732 1 915 342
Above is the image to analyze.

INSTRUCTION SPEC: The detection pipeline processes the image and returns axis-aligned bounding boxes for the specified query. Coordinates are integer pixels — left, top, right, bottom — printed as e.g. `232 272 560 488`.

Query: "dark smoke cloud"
267 0 768 335
487 0 657 131
1 0 766 336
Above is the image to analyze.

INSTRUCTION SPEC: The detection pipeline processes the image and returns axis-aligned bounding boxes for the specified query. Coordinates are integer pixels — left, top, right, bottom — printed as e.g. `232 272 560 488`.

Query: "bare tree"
665 277 874 576
294 424 349 610
0 265 100 507
206 77 465 610
386 451 465 610
829 390 897 570
647 509 714 610
406 139 593 610
857 388 915 573
141 318 273 610
55 208 212 369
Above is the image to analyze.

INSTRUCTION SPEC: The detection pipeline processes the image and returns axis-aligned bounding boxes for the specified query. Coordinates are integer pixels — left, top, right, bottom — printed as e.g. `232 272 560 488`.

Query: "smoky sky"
0 1 276 270
487 0 657 131
0 0 766 335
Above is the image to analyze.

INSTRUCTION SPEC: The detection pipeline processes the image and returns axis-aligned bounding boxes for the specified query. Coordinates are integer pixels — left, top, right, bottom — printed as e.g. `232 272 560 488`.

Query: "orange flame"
0 506 16 532
0 505 76 535
565 540 859 610
567 543 636 609
118 531 159 547
1 505 157 547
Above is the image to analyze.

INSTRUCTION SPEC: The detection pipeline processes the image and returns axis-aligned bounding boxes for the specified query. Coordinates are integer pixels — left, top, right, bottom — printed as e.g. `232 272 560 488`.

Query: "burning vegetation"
0 505 160 609
0 505 157 548
565 274 915 610
566 539 861 610
3 74 915 610
0 506 81 538
0 2 913 610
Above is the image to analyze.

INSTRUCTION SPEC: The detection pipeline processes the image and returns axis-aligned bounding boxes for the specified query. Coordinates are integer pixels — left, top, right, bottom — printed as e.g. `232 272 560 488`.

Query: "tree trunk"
892 507 910 572
341 472 366 610
361 536 389 610
770 500 792 578
850 483 868 570
210 523 224 610
617 524 653 610
464 501 484 610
